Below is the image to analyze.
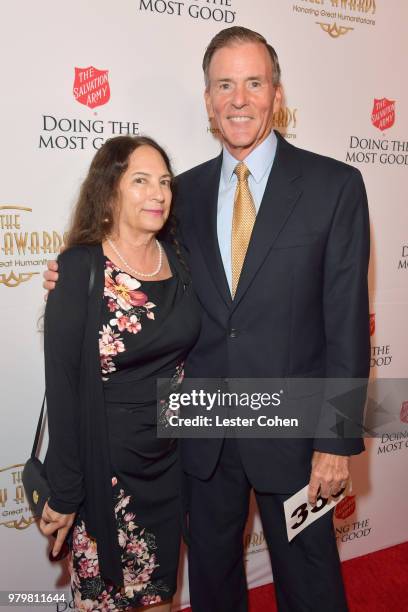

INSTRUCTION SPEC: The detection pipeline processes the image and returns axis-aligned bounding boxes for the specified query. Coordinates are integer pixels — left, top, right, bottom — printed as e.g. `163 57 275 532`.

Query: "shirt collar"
221 130 278 185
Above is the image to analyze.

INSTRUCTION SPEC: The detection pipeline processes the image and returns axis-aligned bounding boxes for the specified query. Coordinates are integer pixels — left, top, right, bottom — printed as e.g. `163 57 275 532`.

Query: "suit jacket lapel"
231 133 303 312
193 153 232 308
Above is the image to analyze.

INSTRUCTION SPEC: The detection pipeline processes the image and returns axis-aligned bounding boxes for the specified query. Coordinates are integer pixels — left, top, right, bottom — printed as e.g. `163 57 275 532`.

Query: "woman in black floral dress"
40 136 201 611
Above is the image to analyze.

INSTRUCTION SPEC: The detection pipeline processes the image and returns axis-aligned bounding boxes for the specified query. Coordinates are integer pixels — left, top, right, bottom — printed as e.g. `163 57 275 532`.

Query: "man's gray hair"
202 26 281 89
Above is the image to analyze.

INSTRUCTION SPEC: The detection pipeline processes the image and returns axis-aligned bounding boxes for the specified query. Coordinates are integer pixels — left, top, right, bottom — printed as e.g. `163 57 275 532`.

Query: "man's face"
205 42 282 161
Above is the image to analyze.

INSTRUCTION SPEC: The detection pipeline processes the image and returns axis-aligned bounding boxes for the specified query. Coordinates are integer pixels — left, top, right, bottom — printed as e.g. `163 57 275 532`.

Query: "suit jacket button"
229 328 238 338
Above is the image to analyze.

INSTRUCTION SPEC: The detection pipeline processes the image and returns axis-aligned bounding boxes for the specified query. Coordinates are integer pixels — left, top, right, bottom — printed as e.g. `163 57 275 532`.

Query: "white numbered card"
284 482 350 542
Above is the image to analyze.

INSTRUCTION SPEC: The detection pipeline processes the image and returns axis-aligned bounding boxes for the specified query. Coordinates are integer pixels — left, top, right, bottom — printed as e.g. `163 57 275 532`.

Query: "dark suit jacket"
175 131 370 493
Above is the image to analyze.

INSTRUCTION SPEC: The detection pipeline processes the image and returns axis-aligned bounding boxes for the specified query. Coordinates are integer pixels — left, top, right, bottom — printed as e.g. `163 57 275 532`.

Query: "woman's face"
113 145 172 237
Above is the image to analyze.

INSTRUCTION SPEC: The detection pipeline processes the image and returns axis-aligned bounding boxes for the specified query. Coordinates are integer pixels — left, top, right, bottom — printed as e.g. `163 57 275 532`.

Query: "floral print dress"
71 254 201 611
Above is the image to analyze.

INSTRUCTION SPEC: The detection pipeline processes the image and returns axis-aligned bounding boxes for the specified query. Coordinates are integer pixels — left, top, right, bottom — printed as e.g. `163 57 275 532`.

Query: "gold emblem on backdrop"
0 206 66 288
0 464 36 530
315 22 354 37
272 108 298 139
292 0 377 38
0 271 40 288
244 530 268 561
208 108 298 140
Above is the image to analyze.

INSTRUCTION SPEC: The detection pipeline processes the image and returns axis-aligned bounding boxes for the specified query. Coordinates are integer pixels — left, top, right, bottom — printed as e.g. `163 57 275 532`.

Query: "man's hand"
40 501 75 557
43 260 59 295
308 451 349 505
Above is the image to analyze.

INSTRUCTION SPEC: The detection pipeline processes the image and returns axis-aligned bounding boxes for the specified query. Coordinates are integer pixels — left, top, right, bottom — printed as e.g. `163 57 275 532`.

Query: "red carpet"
181 542 408 611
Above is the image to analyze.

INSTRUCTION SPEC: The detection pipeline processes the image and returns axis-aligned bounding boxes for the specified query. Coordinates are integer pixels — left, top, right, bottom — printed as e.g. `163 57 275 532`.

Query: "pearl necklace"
107 238 163 278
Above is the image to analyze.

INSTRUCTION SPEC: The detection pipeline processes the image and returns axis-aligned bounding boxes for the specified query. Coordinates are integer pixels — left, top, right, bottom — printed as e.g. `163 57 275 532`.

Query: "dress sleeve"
44 246 91 514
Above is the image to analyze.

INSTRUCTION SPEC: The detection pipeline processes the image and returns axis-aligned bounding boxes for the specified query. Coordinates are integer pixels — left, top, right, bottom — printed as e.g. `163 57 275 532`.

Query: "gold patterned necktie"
231 161 256 297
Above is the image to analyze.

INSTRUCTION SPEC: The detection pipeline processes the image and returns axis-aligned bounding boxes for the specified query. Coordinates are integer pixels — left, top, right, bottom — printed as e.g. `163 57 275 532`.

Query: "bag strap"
31 392 46 459
32 249 97 458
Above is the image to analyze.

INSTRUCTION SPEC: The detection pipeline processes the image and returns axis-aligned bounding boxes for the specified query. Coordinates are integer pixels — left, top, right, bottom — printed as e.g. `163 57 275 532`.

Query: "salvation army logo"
335 495 356 520
400 401 408 424
369 313 375 337
73 66 110 109
371 98 395 131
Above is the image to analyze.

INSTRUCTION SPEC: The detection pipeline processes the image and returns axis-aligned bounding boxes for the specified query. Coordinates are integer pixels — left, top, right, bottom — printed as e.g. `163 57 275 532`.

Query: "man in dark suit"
174 27 369 612
44 26 370 612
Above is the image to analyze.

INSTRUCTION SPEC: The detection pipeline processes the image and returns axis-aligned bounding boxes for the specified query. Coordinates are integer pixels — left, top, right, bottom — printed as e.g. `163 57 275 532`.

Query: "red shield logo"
335 495 356 520
73 66 110 109
371 98 395 131
400 401 408 424
369 314 375 337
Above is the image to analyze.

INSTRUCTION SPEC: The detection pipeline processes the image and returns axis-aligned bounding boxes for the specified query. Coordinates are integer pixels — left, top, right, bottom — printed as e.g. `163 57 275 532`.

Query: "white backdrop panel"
1 1 407 609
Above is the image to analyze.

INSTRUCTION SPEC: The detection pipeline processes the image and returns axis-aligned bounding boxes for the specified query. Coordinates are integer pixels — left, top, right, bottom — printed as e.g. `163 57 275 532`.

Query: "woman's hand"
40 501 75 558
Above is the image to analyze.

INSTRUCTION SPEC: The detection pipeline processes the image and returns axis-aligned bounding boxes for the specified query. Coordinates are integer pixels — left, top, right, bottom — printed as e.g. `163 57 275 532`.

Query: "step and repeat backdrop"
1 1 407 609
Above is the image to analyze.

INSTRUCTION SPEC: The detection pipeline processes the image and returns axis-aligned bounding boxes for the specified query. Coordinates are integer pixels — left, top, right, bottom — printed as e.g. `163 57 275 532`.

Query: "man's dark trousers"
186 438 348 612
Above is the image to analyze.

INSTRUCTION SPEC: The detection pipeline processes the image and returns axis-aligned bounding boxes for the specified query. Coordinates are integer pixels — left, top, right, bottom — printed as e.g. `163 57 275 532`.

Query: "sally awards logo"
0 206 66 288
244 529 268 559
0 464 35 530
73 66 110 110
272 107 298 140
292 0 376 39
208 106 298 140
